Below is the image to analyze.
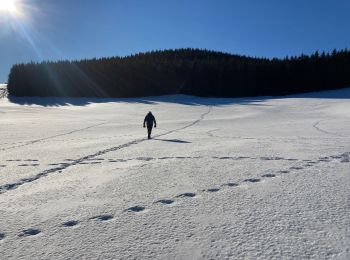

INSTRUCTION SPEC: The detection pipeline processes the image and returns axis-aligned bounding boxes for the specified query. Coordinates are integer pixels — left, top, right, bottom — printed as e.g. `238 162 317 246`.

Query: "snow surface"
0 89 350 259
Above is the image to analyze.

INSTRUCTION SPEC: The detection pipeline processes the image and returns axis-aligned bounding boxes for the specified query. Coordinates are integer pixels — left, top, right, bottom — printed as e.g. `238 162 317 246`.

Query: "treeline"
7 48 350 98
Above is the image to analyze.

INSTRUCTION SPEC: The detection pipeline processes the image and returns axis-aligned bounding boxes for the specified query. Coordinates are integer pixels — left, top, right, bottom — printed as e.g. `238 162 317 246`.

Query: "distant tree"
7 48 350 98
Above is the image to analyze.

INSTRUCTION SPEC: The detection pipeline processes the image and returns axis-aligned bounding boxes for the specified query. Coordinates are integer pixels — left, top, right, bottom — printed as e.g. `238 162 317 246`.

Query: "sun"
0 0 18 13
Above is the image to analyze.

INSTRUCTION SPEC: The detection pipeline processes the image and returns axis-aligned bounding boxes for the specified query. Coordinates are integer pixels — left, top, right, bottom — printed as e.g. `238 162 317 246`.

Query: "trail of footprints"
2 151 349 170
0 159 41 168
0 172 276 240
60 152 350 166
0 162 312 240
1 151 349 240
2 155 301 168
94 151 349 216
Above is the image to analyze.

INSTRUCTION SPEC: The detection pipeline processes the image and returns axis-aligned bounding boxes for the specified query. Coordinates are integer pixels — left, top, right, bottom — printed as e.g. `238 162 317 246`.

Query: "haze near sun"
0 0 18 14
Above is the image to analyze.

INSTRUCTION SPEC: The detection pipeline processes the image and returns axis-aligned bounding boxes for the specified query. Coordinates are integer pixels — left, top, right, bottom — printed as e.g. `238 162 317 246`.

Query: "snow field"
0 90 350 259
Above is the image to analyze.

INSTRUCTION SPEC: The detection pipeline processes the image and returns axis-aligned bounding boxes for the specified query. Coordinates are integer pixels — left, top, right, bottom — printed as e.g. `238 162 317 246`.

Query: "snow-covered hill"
1 89 350 259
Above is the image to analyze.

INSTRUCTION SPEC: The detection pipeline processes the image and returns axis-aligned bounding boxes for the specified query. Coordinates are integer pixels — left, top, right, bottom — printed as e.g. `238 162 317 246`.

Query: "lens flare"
0 0 18 13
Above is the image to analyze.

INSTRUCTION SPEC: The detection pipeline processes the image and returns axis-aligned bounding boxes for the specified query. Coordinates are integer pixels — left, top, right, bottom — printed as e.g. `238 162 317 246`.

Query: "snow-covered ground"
0 88 350 259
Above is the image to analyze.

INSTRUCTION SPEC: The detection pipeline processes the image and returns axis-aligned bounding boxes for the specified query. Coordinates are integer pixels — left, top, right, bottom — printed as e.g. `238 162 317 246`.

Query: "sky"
0 0 350 82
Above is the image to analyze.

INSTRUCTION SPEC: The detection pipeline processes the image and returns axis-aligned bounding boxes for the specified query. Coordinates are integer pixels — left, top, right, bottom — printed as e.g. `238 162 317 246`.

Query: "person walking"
143 111 157 139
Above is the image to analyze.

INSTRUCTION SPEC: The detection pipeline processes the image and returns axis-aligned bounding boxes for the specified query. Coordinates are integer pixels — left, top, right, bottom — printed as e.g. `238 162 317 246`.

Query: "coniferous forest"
7 48 350 98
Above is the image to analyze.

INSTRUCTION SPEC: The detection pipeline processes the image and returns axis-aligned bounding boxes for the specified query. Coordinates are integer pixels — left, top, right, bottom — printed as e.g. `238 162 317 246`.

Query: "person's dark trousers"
147 126 153 139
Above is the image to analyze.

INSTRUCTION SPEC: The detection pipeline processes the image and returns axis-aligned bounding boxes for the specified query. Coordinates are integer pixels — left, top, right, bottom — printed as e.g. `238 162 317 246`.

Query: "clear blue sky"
1 0 350 82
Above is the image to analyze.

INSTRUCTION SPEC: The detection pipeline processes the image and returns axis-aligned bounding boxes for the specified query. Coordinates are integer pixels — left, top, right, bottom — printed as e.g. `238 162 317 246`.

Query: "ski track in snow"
0 134 349 196
0 106 212 194
0 121 109 151
312 120 345 137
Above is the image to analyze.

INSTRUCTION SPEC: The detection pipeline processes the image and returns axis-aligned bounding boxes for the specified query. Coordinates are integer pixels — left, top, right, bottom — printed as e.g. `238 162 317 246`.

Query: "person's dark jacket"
144 112 157 128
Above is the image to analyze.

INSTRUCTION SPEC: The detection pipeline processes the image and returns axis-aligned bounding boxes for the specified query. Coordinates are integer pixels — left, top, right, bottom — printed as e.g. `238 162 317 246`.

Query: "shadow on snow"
6 87 350 107
153 138 191 144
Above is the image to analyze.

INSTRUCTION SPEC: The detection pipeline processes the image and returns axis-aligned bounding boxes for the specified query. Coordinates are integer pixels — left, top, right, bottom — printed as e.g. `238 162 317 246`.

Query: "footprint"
0 233 5 240
4 183 17 190
290 166 303 170
236 156 250 160
0 165 6 168
275 157 285 160
19 229 41 237
206 188 220 192
136 157 154 161
330 155 342 159
155 199 175 205
303 164 313 167
260 156 284 161
341 158 349 163
278 170 290 174
318 158 331 162
262 174 276 178
176 192 196 198
91 215 114 221
222 183 239 187
62 220 79 227
126 206 145 212
110 159 124 162
244 178 261 183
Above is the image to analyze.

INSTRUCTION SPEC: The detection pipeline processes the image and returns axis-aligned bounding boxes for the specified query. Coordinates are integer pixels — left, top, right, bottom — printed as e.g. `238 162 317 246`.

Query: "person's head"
148 111 152 115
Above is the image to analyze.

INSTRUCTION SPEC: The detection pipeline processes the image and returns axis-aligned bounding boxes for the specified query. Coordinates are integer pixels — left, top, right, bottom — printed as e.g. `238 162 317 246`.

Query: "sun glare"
0 0 18 14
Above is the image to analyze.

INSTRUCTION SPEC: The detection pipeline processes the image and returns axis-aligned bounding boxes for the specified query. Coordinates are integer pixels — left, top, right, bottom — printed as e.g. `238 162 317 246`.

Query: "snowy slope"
0 89 350 259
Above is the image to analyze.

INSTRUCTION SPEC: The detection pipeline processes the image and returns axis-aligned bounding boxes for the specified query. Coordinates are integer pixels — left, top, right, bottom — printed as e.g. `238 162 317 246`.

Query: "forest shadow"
6 87 350 107
7 96 157 106
7 95 271 107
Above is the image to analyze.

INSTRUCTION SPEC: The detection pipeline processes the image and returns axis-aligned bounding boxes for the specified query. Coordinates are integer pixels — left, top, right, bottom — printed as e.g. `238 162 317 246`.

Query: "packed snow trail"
0 106 212 194
0 91 350 259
